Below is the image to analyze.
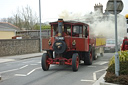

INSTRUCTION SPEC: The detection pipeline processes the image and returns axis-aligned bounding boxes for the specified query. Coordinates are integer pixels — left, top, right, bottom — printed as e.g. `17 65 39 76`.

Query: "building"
94 3 103 14
0 22 20 39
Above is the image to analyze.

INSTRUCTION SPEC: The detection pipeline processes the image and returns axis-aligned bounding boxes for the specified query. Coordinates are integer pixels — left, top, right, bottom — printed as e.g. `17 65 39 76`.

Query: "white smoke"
58 10 127 39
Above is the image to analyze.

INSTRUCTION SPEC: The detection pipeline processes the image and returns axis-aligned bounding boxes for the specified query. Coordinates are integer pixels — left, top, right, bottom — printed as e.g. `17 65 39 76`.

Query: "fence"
16 30 50 39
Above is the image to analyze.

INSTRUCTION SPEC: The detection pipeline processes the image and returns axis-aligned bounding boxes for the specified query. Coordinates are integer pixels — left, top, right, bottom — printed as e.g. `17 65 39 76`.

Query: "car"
104 39 120 53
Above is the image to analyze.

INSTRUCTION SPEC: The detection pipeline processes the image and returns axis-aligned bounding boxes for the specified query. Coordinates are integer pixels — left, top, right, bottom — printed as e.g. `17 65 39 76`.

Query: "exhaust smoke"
58 10 126 39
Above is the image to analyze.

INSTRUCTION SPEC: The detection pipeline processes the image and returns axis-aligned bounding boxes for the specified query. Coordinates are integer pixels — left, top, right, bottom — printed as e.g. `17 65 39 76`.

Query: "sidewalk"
0 52 45 63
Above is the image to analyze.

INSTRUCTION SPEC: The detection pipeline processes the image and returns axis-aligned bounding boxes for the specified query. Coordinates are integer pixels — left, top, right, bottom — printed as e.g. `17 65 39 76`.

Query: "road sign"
105 0 123 14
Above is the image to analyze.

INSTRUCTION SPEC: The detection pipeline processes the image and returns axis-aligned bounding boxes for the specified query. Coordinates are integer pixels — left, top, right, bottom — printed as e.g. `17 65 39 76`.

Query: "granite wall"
0 39 40 56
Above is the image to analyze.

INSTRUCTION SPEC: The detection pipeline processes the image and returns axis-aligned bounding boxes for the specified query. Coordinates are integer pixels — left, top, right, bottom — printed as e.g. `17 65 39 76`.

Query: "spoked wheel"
41 53 50 71
84 49 93 65
72 53 79 72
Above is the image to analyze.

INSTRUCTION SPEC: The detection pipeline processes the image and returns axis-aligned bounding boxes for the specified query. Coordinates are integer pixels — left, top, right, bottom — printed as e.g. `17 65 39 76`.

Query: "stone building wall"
0 39 40 56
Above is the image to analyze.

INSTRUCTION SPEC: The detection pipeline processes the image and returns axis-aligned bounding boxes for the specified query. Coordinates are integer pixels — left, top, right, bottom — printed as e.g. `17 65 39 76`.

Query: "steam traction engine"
41 19 106 71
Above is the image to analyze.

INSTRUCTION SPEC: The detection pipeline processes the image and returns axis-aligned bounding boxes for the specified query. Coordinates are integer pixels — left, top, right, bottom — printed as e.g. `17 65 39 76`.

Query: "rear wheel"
84 47 93 65
41 53 50 71
93 48 97 60
72 53 79 72
100 53 103 57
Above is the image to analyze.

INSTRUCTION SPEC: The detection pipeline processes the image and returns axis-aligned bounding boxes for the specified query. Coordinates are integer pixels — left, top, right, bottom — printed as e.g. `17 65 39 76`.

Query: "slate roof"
0 22 20 31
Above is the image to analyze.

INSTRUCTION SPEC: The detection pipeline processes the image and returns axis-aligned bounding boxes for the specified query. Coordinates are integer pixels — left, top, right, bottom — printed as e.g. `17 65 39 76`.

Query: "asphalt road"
0 53 114 85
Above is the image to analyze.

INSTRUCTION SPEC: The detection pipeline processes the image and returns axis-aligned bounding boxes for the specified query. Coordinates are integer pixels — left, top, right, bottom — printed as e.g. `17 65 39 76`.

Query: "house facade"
0 22 19 39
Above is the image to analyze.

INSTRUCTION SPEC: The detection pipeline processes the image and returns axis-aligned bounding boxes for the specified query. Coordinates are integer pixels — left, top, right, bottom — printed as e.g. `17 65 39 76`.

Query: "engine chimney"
58 19 63 37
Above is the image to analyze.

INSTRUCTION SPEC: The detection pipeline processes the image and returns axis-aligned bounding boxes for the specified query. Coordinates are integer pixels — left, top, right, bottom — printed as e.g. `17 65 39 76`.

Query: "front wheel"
41 53 50 71
72 53 79 72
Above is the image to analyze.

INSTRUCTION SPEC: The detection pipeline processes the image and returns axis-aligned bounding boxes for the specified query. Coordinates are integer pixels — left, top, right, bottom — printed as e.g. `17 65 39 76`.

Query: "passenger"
121 36 128 51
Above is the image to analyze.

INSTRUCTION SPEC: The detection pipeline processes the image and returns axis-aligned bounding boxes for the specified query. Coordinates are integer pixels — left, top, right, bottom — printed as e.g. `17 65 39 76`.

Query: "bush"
108 51 128 66
104 72 118 83
104 72 128 85
104 51 128 85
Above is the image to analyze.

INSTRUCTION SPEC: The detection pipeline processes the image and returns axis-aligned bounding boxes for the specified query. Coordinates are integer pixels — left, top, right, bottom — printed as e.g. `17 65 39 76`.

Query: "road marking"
15 67 41 77
93 68 107 81
81 79 95 82
87 66 97 67
93 61 108 65
81 68 107 82
15 74 26 77
0 65 28 74
93 73 97 80
99 62 108 65
93 72 106 85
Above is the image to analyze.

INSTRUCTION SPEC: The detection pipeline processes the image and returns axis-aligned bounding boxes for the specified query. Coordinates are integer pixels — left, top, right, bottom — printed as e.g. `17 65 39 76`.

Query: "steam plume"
59 10 126 39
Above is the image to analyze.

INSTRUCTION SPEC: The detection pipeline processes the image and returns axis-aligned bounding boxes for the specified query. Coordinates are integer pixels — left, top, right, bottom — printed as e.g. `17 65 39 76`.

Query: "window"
73 26 82 34
53 25 58 36
106 40 115 44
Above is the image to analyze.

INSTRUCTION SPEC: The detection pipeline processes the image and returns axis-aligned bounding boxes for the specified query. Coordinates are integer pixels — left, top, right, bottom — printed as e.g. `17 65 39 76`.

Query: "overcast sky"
0 0 128 22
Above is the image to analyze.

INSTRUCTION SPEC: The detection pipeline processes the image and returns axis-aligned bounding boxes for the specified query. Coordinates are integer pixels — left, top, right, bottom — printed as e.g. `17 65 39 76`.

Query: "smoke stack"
58 19 63 37
94 3 103 13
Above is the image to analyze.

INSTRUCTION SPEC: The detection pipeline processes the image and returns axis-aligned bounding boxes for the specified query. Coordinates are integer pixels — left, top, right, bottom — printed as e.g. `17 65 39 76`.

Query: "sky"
0 0 128 22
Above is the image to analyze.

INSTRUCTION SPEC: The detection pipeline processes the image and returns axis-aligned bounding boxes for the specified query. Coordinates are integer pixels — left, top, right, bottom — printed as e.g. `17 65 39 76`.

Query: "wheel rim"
76 56 79 68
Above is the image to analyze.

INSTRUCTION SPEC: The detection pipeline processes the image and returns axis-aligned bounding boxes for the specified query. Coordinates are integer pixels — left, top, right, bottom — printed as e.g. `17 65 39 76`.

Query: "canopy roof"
50 20 89 26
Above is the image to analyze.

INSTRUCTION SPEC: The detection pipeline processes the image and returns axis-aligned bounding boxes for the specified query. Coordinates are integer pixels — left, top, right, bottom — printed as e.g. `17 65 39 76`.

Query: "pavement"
0 52 45 63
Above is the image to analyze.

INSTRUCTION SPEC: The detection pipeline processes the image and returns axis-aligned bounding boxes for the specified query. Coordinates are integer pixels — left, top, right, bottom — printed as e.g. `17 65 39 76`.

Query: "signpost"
106 0 124 76
106 0 123 14
39 0 42 52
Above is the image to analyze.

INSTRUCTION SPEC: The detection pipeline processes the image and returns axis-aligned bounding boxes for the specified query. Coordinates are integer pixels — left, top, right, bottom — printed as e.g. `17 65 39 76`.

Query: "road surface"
0 53 114 85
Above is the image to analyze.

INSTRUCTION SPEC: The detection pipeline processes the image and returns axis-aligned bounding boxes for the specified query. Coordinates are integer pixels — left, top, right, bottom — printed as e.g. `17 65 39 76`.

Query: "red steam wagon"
41 19 106 71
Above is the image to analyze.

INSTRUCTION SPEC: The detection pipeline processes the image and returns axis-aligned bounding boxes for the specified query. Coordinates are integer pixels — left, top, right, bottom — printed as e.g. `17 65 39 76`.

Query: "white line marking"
93 73 97 80
99 62 108 65
15 67 41 77
27 69 36 75
87 66 97 67
93 68 107 81
0 65 28 74
93 61 108 65
81 68 107 82
93 72 106 85
20 65 28 69
15 74 26 77
94 68 107 73
81 79 95 82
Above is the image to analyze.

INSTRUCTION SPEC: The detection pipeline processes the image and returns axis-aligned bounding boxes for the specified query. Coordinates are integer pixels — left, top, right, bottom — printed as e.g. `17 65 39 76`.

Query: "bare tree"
0 5 38 30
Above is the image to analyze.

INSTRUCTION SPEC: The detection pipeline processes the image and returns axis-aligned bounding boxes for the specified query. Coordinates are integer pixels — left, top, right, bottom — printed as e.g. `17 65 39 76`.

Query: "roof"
0 22 20 31
50 20 89 26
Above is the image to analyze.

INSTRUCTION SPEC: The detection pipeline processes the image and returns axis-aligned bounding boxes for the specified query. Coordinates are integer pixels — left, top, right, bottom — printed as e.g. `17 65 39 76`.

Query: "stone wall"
0 39 40 56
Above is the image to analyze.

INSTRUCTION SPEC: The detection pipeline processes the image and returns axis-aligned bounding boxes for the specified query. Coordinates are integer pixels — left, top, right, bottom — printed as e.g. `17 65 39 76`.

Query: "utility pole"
39 0 42 52
114 0 119 76
106 0 123 76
